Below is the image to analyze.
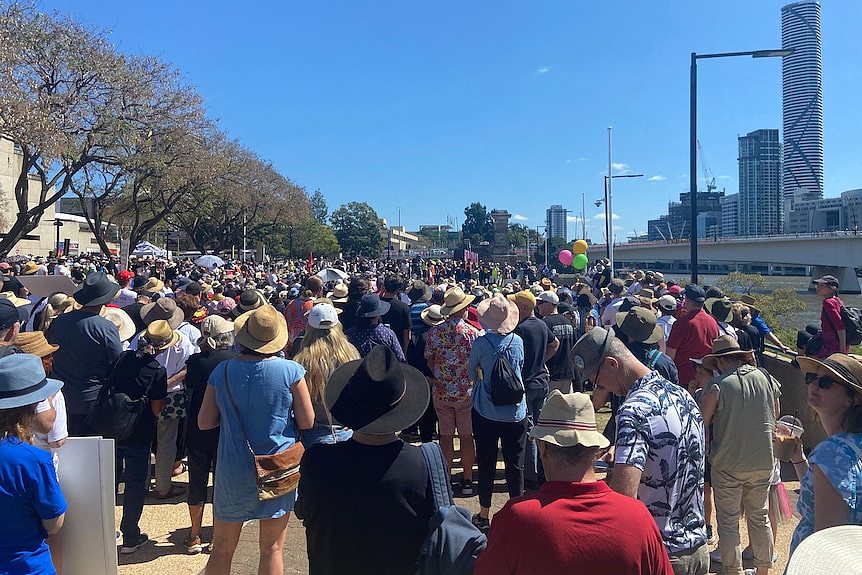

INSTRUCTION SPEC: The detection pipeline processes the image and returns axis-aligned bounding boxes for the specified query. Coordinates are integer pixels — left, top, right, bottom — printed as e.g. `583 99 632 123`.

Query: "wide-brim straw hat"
13 331 59 357
234 304 288 355
440 287 475 316
140 297 184 329
327 283 349 302
21 262 40 275
786 525 862 575
143 319 180 352
705 297 733 323
102 307 137 342
701 335 756 371
420 304 446 327
529 390 610 449
736 294 762 316
797 353 862 396
140 277 165 293
476 293 519 335
325 345 429 435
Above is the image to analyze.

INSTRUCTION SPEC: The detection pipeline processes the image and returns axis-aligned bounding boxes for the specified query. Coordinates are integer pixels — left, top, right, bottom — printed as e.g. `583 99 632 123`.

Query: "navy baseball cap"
0 299 20 330
684 284 706 303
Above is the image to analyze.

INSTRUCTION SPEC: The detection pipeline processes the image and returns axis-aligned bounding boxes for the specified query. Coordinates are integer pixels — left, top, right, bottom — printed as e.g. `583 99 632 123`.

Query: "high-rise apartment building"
546 204 567 241
738 129 783 236
782 1 823 206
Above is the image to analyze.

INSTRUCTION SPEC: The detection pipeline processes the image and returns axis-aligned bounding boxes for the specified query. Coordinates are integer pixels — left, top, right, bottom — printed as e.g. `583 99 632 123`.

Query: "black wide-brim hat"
73 271 120 306
325 345 430 435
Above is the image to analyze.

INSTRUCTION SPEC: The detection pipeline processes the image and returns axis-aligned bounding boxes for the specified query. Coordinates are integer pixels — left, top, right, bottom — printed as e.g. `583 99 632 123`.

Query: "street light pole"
607 127 614 272
689 48 792 285
602 174 644 267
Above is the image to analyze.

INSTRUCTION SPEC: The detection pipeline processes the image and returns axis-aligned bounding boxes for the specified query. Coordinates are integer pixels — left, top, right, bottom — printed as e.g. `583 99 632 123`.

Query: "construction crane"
696 139 716 193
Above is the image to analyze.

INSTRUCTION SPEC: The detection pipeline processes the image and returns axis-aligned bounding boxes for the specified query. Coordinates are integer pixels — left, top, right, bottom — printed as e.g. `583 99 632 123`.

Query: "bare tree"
0 4 159 255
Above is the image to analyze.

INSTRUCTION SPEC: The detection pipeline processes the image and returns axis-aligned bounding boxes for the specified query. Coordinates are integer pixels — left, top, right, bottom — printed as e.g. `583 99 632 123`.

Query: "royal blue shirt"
0 438 67 575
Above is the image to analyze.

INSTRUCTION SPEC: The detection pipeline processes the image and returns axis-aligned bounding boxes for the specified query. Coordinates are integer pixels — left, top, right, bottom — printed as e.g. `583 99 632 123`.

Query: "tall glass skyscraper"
781 1 823 201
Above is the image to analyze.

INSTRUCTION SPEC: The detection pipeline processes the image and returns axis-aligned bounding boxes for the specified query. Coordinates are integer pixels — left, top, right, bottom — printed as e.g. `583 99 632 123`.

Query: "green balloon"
573 253 588 269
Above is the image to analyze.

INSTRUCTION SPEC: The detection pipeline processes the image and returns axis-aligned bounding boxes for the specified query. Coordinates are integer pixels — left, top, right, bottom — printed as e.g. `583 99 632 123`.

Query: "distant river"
676 274 862 329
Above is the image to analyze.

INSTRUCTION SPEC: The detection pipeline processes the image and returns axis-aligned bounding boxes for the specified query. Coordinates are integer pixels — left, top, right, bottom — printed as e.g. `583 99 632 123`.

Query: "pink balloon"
558 249 573 266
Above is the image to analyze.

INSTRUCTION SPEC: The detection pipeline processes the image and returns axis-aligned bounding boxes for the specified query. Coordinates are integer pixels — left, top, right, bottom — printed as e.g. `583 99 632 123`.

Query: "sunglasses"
585 329 611 387
805 372 839 390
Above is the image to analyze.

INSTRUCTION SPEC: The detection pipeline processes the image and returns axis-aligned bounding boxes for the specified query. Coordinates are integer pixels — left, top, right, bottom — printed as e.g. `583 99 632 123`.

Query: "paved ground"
117 409 802 575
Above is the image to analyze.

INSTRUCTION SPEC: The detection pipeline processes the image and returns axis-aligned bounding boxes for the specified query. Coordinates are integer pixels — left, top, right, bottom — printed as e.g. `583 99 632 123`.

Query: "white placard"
57 437 118 575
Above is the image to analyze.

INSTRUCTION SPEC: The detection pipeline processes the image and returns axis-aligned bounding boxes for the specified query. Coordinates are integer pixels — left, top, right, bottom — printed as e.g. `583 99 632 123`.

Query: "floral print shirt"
791 432 862 555
614 370 707 554
424 318 480 402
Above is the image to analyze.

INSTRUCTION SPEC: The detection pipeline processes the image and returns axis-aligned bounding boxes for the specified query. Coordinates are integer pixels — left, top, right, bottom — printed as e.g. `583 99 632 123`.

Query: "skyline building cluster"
646 0 827 241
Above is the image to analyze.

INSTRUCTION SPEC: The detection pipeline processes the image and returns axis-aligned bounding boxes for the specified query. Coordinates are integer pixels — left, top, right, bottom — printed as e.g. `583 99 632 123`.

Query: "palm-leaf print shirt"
614 370 707 554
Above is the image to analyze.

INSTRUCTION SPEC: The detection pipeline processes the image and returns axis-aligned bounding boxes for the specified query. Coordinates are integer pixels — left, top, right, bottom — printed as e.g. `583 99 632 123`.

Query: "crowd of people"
0 251 860 575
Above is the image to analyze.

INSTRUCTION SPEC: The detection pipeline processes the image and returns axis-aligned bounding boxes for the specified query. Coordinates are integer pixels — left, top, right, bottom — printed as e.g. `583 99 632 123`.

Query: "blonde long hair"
294 324 360 405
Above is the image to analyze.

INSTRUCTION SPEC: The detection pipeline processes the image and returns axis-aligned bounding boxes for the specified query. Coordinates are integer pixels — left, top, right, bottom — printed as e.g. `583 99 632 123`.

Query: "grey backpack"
418 442 487 575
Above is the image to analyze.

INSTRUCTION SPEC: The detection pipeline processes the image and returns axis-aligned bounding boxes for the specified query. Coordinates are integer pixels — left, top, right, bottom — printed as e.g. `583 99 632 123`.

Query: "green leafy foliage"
330 201 383 257
461 202 493 245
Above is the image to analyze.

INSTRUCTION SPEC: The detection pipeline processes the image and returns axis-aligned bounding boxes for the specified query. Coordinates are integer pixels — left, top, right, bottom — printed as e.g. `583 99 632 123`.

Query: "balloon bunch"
559 240 589 270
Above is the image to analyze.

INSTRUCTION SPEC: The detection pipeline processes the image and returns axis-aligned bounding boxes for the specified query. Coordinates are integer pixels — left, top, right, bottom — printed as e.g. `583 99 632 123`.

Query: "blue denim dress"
208 357 306 522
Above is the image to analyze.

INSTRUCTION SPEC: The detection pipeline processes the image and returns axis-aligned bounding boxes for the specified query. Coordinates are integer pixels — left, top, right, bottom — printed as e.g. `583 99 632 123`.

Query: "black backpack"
483 335 524 406
86 353 150 441
841 306 862 346
824 303 862 346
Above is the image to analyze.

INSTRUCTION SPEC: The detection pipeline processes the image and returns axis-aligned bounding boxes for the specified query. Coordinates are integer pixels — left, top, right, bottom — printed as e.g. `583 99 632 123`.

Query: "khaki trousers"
712 466 774 575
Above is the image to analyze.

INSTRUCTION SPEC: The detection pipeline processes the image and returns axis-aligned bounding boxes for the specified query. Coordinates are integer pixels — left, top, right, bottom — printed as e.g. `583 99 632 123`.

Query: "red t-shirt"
474 481 673 575
666 307 719 385
819 296 847 357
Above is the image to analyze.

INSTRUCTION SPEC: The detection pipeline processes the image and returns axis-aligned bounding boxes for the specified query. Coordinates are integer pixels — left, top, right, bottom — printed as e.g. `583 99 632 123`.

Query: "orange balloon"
573 239 588 255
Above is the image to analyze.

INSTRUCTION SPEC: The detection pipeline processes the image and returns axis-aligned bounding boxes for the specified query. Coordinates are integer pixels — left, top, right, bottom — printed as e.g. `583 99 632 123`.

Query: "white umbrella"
316 267 349 282
195 255 226 268
131 241 167 257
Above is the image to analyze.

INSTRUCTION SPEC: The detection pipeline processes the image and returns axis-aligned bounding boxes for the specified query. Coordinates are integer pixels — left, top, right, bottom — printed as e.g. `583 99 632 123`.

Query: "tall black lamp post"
689 48 793 285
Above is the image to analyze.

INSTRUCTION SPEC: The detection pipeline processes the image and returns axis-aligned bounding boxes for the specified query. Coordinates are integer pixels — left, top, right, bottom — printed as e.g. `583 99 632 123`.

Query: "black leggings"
186 444 217 506
471 410 527 509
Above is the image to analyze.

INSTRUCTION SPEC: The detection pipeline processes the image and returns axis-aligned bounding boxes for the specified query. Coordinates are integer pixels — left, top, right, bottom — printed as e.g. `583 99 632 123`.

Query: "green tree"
330 201 382 257
310 189 328 224
508 223 539 253
714 272 768 295
461 202 493 245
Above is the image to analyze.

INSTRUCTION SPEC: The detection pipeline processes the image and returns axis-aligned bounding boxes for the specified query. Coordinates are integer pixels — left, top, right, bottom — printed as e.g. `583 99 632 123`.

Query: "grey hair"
605 336 634 361
211 330 235 348
539 441 602 467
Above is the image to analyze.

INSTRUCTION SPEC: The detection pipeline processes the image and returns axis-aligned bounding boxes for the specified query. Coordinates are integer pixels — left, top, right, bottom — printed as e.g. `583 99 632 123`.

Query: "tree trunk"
0 212 40 257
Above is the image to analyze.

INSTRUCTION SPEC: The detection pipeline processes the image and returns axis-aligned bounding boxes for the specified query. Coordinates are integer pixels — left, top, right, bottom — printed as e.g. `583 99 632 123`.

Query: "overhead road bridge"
587 233 862 293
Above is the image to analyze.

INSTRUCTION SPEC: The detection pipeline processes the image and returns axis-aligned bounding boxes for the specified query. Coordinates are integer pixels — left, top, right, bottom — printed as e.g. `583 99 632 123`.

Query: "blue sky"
41 0 861 242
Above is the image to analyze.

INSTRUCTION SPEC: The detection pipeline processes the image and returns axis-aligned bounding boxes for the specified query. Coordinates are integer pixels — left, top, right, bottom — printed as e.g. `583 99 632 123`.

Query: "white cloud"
566 215 581 223
717 175 731 180
648 175 666 182
512 214 528 221
612 225 625 231
565 159 572 164
594 212 620 221
577 157 587 162
537 67 551 75
611 162 628 171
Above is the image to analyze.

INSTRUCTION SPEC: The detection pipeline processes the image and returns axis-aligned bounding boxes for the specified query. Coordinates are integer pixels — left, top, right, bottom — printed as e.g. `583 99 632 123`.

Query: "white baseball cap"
657 294 677 312
307 303 340 330
536 290 559 305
